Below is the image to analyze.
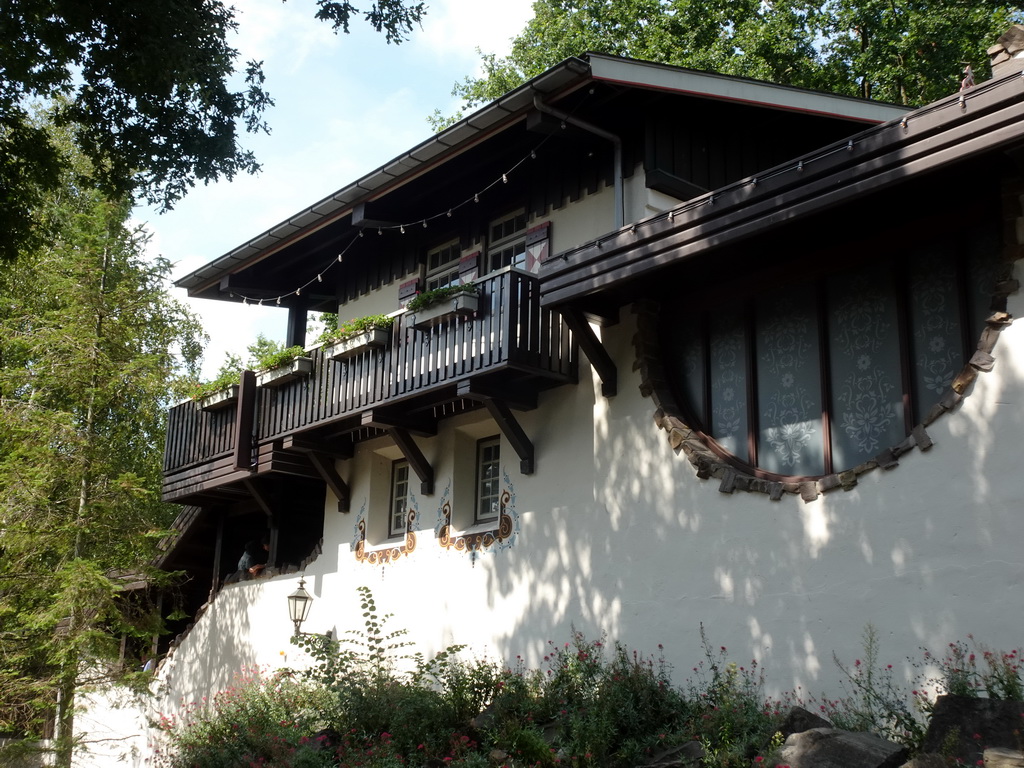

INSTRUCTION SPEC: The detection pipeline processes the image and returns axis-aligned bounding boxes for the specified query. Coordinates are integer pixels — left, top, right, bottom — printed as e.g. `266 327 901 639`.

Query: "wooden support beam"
482 398 535 475
281 434 354 459
362 409 437 437
456 379 538 411
232 370 257 471
388 427 434 495
286 306 307 349
561 307 617 397
307 452 350 513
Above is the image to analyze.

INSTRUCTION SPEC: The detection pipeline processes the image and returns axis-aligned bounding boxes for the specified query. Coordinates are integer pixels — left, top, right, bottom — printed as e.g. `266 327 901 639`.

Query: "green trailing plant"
190 354 243 400
254 344 306 372
405 283 478 313
318 313 395 345
190 335 309 399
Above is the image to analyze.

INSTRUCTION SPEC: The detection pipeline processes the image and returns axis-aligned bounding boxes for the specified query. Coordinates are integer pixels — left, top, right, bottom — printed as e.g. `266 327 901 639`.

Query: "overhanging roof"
539 70 1024 308
175 55 907 298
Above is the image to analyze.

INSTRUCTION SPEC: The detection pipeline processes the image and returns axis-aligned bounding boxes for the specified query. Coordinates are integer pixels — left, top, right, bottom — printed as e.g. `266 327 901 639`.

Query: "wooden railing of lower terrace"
163 269 577 502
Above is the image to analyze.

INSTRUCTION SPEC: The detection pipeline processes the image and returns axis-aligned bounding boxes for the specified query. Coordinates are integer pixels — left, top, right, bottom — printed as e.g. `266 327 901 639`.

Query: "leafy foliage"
317 313 395 345
0 123 203 765
1 0 425 261
405 283 478 313
431 0 1023 129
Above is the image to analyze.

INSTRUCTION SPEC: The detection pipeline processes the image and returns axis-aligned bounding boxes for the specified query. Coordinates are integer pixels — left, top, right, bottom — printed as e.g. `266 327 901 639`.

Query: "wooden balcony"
163 269 577 505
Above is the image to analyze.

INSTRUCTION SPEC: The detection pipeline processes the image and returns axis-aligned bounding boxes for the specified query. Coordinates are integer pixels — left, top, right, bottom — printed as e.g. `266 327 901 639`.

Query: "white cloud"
418 0 534 62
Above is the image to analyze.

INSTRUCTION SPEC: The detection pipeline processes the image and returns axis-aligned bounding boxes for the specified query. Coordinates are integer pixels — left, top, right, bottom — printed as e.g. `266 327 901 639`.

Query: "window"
487 211 528 273
664 225 999 479
475 437 501 523
389 460 410 537
426 239 462 291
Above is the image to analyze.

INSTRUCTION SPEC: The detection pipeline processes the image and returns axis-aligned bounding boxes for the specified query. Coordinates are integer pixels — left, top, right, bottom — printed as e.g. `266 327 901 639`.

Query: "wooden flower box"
195 385 239 412
323 327 390 361
255 357 313 388
408 293 479 330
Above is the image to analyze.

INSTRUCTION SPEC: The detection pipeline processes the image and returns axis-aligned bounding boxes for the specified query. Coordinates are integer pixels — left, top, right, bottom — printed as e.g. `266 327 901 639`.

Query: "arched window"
663 224 1000 479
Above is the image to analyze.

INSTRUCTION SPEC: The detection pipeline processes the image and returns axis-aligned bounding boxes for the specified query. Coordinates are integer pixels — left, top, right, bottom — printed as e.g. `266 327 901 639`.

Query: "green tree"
0 125 204 767
814 0 1021 104
0 0 425 261
432 0 1021 129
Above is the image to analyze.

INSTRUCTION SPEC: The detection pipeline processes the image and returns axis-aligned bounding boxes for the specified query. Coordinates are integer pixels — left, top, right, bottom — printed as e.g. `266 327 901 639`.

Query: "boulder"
984 747 1024 768
921 695 1024 763
779 706 833 739
778 728 908 768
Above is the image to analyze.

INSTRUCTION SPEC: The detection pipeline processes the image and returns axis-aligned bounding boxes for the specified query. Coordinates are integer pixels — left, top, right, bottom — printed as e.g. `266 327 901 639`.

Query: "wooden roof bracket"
281 435 353 512
387 427 434 495
307 452 350 513
457 381 535 474
560 307 617 397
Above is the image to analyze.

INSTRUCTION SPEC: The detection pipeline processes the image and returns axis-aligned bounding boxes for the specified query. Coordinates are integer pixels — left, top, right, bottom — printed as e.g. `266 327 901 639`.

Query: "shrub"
154 667 335 768
683 626 783 767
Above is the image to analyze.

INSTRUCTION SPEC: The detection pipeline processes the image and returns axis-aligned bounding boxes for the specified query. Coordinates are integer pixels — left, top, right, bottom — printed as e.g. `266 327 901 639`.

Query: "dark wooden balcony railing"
163 269 576 486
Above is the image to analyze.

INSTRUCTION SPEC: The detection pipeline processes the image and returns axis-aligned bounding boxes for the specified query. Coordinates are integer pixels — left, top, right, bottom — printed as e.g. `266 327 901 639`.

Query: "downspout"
533 95 624 229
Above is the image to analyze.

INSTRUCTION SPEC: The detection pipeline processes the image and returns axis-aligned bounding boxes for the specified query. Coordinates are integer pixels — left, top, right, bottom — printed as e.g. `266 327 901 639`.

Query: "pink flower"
755 757 764 763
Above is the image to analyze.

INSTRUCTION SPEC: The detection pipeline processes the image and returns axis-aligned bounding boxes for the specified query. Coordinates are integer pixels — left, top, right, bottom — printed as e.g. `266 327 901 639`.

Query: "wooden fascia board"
541 80 1024 307
182 112 532 299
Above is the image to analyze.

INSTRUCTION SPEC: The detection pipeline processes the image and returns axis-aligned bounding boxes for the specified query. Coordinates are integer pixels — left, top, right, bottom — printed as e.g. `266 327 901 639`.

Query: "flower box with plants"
405 284 479 330
191 370 242 412
318 313 395 361
254 346 313 388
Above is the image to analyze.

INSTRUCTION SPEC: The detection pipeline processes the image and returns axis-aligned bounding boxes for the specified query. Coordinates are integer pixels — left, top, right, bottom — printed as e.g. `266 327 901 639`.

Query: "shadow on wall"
157 580 263 710
477 287 1024 699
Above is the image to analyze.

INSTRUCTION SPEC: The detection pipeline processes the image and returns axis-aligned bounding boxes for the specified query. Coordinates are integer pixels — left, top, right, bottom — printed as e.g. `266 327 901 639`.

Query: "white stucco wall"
82 270 1024 764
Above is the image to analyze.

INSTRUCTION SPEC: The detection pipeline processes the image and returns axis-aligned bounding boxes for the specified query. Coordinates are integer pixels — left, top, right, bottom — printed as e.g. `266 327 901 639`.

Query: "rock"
779 706 833 739
985 747 1024 768
921 695 1024 763
778 728 908 768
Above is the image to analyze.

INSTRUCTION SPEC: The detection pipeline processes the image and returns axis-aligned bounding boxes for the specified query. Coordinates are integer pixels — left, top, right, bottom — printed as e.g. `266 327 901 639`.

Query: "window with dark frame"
389 460 410 537
663 224 1000 479
487 210 528 273
426 239 462 291
475 437 501 524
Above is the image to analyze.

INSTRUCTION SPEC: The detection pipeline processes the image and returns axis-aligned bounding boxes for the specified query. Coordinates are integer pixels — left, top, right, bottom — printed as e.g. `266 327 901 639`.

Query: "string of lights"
232 67 1023 307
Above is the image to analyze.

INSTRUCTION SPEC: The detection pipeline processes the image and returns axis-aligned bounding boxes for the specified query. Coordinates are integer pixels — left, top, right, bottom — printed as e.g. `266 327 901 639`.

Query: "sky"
137 0 535 378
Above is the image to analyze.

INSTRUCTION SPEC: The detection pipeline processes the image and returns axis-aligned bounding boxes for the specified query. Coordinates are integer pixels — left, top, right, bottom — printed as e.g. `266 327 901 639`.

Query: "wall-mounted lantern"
286 578 313 636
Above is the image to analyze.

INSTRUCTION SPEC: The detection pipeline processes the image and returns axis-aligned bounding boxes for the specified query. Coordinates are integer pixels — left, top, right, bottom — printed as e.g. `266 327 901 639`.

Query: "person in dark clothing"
238 535 269 575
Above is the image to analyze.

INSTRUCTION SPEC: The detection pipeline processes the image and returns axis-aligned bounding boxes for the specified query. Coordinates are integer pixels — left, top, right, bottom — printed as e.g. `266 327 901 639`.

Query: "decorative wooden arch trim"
631 175 1024 503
